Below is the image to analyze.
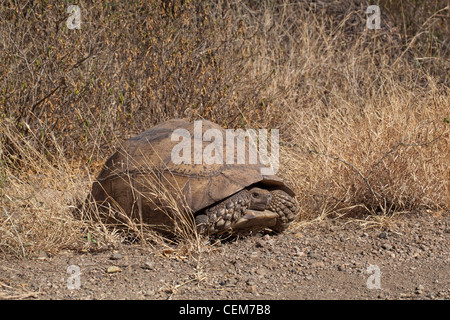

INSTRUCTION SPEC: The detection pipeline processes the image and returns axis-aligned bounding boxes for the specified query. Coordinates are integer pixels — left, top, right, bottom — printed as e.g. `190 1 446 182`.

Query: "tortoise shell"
90 119 295 233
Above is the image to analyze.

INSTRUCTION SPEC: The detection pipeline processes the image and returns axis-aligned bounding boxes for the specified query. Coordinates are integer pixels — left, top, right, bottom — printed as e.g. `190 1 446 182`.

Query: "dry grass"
0 0 448 257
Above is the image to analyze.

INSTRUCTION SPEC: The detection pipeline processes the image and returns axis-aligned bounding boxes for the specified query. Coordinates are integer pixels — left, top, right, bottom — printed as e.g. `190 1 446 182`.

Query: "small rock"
107 266 122 273
415 285 424 294
256 267 268 276
381 243 392 250
36 250 50 260
307 251 322 260
144 261 155 270
246 279 256 286
244 285 257 293
255 240 265 248
110 253 123 260
311 261 324 268
145 290 156 297
294 247 305 257
378 231 388 239
262 234 271 241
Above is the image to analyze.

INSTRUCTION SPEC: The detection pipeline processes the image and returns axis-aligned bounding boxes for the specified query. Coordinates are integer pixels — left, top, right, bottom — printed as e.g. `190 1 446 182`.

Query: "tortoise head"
248 187 272 211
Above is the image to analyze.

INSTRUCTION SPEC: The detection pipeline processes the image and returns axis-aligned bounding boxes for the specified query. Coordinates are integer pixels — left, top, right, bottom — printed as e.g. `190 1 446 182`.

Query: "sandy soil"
0 213 448 300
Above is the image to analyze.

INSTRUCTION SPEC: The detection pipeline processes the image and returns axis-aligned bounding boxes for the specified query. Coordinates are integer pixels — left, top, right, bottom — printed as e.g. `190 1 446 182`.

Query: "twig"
29 80 65 118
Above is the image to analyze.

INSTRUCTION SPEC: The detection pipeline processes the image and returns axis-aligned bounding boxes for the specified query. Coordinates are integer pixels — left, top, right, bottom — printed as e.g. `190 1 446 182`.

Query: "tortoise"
90 119 297 236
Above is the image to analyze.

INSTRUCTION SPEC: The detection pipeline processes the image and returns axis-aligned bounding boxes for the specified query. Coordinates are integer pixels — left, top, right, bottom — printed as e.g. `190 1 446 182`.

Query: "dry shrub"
0 0 448 256
0 120 93 257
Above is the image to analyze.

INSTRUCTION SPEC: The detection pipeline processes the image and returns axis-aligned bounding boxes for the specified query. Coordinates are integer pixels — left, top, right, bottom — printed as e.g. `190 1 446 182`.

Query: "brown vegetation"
0 0 448 257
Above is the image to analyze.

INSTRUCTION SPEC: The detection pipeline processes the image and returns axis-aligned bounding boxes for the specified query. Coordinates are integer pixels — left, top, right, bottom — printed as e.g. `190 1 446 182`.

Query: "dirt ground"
0 213 448 300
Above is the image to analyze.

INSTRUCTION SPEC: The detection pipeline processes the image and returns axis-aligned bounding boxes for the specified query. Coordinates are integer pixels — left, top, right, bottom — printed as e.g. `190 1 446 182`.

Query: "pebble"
255 240 265 248
110 253 123 260
244 285 257 293
144 261 155 270
415 285 424 294
311 261 324 268
107 266 122 273
381 243 393 250
307 251 322 260
262 234 271 241
246 279 256 286
36 250 50 260
256 267 268 276
378 231 388 239
294 247 305 257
